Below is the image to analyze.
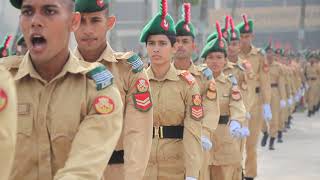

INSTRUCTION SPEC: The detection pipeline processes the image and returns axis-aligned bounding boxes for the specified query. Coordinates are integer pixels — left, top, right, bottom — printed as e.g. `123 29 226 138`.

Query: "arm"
123 69 153 180
184 83 203 178
54 84 123 180
0 68 17 180
259 53 272 104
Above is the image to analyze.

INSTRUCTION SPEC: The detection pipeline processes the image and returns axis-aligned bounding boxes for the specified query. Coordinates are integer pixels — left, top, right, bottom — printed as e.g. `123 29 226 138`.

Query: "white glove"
288 97 293 106
185 177 197 180
201 136 213 151
280 100 287 108
305 83 309 90
240 127 250 138
229 120 242 138
263 104 272 122
245 112 251 120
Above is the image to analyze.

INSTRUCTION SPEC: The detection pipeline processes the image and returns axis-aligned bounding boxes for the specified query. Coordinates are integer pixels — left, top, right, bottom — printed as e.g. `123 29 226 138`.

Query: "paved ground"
256 112 320 180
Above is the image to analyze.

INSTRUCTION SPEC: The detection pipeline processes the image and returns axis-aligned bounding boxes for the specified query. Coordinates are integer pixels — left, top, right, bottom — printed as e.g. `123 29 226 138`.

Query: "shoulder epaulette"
0 55 22 70
201 67 213 80
87 65 113 91
180 70 196 85
234 63 245 71
114 52 144 73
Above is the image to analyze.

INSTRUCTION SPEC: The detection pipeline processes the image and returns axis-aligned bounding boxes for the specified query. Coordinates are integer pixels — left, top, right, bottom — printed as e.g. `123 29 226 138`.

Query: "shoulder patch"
201 67 213 80
180 70 196 85
228 74 238 86
87 65 113 91
127 53 144 73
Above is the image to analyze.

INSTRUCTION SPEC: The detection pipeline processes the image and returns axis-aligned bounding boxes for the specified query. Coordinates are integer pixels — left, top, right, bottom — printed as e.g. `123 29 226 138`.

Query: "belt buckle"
159 126 164 139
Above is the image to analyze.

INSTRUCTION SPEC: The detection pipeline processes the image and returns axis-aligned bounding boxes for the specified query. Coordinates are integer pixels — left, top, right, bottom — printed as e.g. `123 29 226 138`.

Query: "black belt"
256 87 260 94
218 115 229 124
108 150 124 164
271 83 278 88
310 77 317 81
153 126 184 139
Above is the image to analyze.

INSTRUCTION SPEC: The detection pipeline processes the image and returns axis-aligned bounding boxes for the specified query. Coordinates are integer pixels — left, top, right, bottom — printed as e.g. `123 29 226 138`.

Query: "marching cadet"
16 35 28 56
173 4 220 180
274 47 287 143
1 0 123 179
73 1 153 180
260 41 286 150
0 66 17 180
0 35 12 58
305 52 320 117
237 14 272 180
140 1 203 179
201 21 246 180
223 16 253 180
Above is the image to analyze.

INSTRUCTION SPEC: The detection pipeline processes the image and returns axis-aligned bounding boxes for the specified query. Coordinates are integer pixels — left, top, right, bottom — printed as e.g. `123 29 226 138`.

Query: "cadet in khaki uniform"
305 53 319 117
274 48 287 143
173 4 220 180
2 0 123 179
260 42 286 150
73 1 153 180
237 15 272 180
140 1 203 179
0 66 17 180
223 16 253 180
201 21 246 180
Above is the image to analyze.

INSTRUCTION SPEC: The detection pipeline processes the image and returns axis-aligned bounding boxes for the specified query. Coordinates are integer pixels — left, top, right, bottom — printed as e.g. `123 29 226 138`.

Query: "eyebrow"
21 4 59 9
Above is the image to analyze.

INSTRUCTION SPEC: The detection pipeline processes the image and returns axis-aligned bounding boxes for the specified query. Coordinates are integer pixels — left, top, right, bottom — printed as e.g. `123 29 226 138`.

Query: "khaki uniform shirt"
211 72 246 165
176 63 220 133
74 43 153 180
0 52 123 180
239 46 271 105
0 65 17 180
269 61 286 100
147 64 203 177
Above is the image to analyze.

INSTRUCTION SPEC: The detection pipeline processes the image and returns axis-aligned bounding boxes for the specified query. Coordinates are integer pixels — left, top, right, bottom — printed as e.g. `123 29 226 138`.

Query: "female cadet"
140 1 203 180
201 21 246 180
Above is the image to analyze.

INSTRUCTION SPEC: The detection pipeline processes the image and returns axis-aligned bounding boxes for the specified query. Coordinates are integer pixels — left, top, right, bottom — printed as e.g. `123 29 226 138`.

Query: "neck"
174 57 192 70
228 55 238 63
151 62 171 79
213 71 221 78
241 44 252 54
78 42 107 62
32 48 69 82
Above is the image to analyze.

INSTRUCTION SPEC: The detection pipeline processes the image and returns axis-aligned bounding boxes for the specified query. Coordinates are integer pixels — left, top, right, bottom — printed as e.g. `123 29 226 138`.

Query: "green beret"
75 0 109 13
201 21 227 58
263 39 273 52
10 0 22 9
236 14 254 34
140 0 176 43
175 3 195 38
206 33 218 44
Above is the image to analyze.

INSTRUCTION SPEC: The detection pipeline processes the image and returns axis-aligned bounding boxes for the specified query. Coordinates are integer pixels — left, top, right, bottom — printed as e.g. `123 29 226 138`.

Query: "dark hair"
146 33 176 47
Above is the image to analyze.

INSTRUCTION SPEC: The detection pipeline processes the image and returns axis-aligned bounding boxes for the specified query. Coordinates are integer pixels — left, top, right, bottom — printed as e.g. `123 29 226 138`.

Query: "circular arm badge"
94 96 115 114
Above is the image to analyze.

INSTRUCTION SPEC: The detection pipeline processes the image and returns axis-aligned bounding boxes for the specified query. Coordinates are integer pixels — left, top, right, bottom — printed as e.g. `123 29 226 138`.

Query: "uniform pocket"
17 103 33 136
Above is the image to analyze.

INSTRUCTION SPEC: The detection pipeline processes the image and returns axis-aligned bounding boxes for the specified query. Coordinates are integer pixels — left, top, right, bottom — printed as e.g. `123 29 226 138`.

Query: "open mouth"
30 34 47 52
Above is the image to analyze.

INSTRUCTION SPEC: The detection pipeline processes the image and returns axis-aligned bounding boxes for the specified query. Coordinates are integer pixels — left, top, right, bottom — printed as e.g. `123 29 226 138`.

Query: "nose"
31 11 44 29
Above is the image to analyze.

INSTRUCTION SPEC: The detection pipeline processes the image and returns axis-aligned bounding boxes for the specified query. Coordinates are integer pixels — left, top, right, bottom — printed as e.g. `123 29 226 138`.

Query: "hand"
280 100 287 108
240 127 250 138
295 94 300 102
201 136 213 151
263 104 272 122
185 177 197 180
229 120 242 138
245 112 251 120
